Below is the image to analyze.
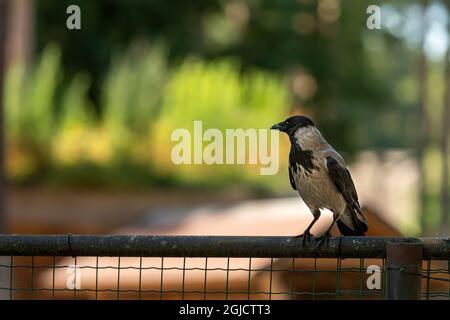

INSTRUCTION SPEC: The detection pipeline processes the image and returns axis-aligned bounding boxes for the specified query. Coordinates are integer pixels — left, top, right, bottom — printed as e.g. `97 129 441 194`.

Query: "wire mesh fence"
0 235 448 300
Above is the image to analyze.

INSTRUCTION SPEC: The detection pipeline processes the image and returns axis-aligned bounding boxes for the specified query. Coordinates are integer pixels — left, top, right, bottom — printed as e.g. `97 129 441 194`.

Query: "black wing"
326 156 368 233
289 166 297 191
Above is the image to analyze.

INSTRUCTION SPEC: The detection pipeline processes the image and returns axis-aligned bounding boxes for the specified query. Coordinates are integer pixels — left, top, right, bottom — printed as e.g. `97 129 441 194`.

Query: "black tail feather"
336 214 366 236
336 219 359 236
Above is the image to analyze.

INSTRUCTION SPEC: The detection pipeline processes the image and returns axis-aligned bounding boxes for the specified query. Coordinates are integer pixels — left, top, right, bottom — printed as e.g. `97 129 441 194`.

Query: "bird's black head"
270 115 315 136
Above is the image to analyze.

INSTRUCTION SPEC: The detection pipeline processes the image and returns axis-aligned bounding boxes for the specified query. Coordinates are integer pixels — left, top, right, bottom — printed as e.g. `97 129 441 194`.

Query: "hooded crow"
271 115 368 246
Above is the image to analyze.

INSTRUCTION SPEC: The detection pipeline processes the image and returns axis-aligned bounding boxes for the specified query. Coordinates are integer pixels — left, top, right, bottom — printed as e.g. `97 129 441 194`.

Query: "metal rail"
0 235 448 259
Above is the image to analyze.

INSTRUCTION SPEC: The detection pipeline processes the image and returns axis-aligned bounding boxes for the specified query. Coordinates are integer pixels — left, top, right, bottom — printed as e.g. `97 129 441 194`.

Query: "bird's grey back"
294 126 345 167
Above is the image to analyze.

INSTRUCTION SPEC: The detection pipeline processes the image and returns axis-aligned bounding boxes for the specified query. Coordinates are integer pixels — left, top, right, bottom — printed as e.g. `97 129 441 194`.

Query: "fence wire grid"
0 235 448 300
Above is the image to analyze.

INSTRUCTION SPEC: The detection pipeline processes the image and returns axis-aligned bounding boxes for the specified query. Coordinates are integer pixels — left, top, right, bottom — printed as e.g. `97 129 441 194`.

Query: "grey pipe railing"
0 235 448 259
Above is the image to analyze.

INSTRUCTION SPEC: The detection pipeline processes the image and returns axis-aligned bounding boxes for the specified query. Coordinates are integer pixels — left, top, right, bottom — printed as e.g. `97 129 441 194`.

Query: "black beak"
271 121 286 131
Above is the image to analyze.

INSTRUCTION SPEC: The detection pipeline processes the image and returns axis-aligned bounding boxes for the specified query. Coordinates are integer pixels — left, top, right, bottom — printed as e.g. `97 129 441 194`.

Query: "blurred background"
0 0 449 239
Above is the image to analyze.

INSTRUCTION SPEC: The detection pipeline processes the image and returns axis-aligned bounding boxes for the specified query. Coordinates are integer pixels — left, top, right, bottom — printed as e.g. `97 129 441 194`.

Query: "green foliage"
4 45 62 180
158 58 288 129
4 44 291 191
152 58 291 185
51 72 96 167
59 72 95 130
5 44 61 149
101 43 168 161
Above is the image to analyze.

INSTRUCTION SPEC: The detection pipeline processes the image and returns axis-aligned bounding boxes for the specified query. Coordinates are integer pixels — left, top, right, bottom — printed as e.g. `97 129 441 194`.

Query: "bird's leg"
294 227 313 246
294 209 320 246
316 230 332 248
316 212 339 248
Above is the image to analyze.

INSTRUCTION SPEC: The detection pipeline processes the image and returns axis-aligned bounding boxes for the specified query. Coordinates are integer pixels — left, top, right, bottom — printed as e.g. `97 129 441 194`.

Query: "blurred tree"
441 6 450 235
5 0 34 68
0 0 10 232
418 0 430 233
441 54 449 235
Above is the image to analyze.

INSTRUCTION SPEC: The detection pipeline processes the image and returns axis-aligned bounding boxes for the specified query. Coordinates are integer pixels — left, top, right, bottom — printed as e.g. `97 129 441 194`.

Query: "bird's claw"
315 232 332 248
294 230 313 246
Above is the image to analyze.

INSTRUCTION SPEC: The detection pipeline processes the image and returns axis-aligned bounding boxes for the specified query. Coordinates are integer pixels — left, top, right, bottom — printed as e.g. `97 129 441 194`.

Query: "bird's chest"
291 159 325 187
290 159 342 211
